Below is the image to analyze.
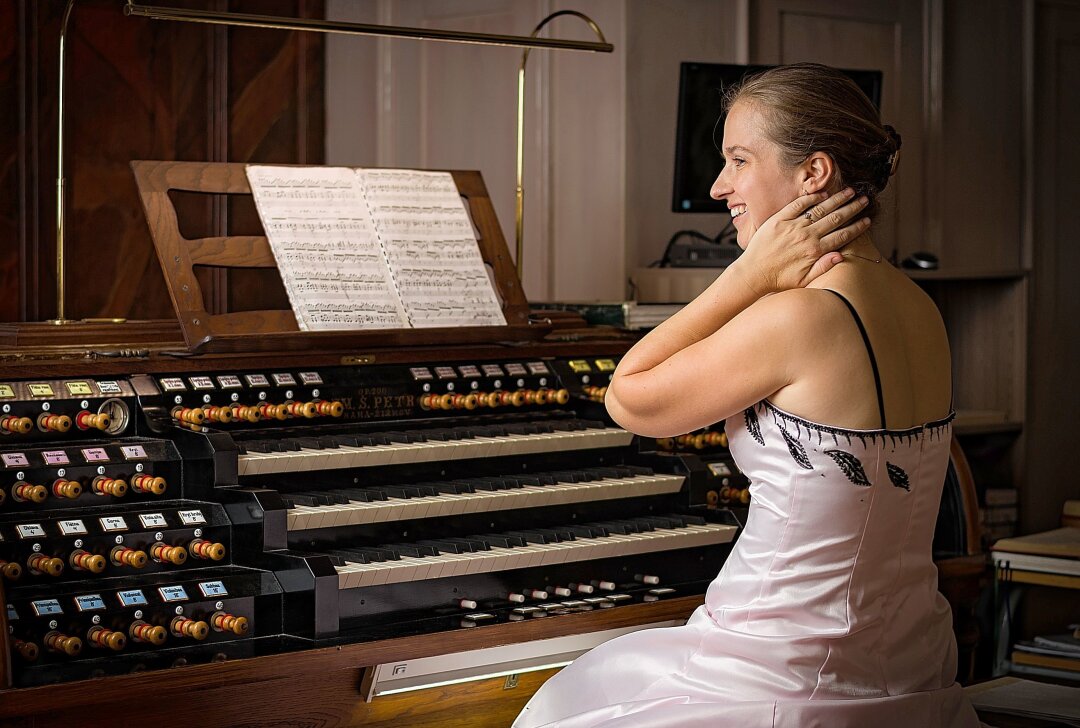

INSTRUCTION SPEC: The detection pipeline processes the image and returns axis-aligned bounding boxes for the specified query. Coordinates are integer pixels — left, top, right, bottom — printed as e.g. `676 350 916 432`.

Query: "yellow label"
568 359 592 373
65 381 93 396
0 385 14 399
28 383 54 397
594 359 617 372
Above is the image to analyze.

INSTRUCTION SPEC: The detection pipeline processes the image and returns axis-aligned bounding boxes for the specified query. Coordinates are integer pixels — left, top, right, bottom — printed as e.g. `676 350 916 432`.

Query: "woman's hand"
731 188 870 297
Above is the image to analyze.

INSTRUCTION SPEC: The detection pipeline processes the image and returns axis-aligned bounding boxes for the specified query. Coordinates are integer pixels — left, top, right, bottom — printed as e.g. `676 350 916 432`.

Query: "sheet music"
357 169 507 328
246 166 408 331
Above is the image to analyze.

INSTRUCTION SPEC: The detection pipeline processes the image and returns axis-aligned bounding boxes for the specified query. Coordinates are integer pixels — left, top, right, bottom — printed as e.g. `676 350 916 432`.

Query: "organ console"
0 162 743 727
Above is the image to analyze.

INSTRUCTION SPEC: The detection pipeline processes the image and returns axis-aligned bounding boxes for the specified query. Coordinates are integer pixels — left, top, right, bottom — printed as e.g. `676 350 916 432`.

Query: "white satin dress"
514 296 982 728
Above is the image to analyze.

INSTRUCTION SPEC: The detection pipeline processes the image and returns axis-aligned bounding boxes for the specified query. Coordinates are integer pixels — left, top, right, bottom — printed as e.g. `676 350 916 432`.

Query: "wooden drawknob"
211 611 250 636
231 404 261 423
0 415 33 434
129 620 167 645
150 543 188 566
0 559 23 580
12 481 48 503
286 401 318 418
69 549 106 574
509 390 528 407
553 389 570 405
87 626 126 651
14 639 38 661
44 631 82 656
131 474 167 495
258 403 288 421
171 406 205 426
110 546 148 569
37 413 72 433
92 476 127 497
202 405 233 424
75 410 110 431
52 478 82 499
189 539 226 561
316 400 344 417
27 554 64 577
170 616 209 641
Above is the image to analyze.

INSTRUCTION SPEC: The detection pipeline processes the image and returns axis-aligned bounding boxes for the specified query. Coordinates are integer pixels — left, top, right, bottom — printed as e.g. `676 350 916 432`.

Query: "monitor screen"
672 63 883 214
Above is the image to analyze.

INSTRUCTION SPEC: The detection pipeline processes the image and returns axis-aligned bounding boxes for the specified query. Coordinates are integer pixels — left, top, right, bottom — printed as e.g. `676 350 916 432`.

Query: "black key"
329 549 369 565
506 530 554 544
278 439 303 452
624 464 653 476
325 553 346 567
444 537 489 552
286 493 323 507
362 546 400 562
671 512 707 526
474 533 526 548
292 491 334 506
294 437 324 450
564 524 600 539
418 539 465 554
316 436 343 449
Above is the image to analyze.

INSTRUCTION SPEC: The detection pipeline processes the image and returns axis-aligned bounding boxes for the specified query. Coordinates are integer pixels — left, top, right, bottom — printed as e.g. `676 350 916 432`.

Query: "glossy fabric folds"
513 401 982 728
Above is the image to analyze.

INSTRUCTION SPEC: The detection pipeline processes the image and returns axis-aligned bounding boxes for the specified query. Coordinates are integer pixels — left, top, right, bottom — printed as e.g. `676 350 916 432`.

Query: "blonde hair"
723 63 901 221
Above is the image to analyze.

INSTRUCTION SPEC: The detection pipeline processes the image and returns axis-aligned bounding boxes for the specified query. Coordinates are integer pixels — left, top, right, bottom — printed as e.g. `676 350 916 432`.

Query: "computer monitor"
672 63 884 214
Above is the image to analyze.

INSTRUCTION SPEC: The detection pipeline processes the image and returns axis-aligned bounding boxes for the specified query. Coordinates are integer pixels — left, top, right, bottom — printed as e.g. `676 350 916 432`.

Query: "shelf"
905 268 1029 281
953 409 1022 435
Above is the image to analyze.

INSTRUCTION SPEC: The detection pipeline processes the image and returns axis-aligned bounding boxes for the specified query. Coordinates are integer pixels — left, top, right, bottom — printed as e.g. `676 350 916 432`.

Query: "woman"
513 64 981 727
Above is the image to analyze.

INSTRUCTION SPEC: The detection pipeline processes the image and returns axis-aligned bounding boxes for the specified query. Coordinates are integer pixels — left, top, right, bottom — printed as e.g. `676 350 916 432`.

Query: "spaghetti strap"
824 289 886 429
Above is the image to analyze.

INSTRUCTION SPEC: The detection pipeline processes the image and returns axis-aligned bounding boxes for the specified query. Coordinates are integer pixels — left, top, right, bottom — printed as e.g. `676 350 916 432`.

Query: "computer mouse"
902 251 939 270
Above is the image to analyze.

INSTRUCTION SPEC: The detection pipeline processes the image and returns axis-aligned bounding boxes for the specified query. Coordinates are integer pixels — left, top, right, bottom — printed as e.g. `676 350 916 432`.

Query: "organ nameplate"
99 516 128 532
1 453 28 468
42 450 70 465
139 513 168 528
97 380 122 394
7 604 17 621
75 595 106 612
594 359 617 372
198 581 228 597
28 383 54 397
457 365 481 378
567 360 591 373
117 589 148 607
65 381 93 396
299 372 323 385
0 384 14 398
409 367 433 380
158 585 188 602
481 364 504 377
58 519 88 536
526 362 550 375
121 445 147 460
707 462 732 477
217 375 242 389
31 599 63 617
272 373 296 387
505 363 528 376
160 377 186 392
16 524 46 539
189 376 215 390
81 448 109 463
179 510 206 526
245 374 270 387
434 367 457 379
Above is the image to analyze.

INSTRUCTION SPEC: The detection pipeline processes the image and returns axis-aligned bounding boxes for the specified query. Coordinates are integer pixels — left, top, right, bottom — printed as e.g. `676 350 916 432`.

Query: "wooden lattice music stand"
130 161 544 353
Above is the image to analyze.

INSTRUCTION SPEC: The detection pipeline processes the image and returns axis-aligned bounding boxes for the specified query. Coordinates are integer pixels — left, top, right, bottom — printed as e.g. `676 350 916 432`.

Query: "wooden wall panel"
0 0 324 323
1027 0 1080 533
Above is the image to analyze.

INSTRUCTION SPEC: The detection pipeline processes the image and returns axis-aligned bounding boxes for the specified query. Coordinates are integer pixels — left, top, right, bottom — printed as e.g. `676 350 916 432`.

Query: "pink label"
42 450 70 465
81 448 109 463
1 453 29 468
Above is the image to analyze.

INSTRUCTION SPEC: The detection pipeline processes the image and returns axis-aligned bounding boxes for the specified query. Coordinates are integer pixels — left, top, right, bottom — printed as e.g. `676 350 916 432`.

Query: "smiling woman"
513 63 980 728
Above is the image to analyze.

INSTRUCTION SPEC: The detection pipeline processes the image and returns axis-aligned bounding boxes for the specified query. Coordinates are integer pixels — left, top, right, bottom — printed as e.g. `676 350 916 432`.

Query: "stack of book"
981 488 1019 545
1064 500 1080 528
1012 629 1080 676
992 526 1080 577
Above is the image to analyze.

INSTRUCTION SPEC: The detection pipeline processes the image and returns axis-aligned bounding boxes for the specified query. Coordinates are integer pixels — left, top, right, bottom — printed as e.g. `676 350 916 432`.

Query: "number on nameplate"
198 581 228 597
138 513 168 528
158 585 188 602
75 595 106 612
99 516 128 532
178 510 207 526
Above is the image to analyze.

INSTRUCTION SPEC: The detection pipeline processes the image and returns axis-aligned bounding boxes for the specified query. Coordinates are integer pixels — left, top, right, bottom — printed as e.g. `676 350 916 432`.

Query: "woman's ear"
799 152 837 194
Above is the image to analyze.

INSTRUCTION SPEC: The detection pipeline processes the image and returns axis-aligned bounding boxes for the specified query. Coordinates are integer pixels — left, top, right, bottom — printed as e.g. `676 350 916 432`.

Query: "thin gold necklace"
842 250 883 263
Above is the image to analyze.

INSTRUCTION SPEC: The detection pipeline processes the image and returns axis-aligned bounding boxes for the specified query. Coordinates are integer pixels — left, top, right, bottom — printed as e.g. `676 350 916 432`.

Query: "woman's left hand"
731 188 870 297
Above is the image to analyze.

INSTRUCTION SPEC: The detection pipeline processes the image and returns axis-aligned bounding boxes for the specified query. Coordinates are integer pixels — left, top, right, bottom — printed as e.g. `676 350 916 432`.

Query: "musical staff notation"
246 165 506 331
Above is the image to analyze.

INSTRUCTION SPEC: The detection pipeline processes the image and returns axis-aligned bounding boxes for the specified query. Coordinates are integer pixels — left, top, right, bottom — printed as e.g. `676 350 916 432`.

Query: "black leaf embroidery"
825 450 872 487
780 427 813 470
887 462 910 491
745 407 764 446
